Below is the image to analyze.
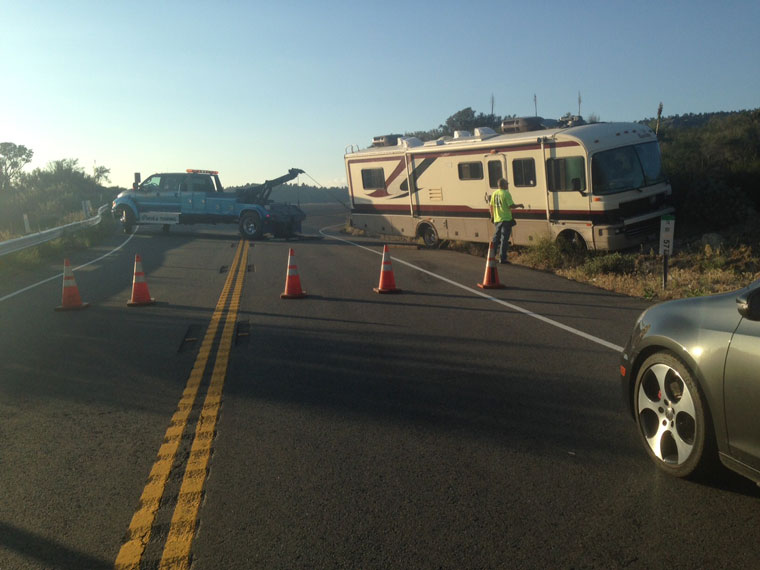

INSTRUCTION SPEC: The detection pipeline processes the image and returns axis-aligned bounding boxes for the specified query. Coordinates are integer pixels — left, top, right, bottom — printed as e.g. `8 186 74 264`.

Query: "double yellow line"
115 240 249 570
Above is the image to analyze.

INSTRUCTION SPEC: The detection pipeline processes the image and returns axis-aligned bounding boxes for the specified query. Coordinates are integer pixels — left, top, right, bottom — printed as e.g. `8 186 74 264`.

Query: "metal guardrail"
0 204 111 258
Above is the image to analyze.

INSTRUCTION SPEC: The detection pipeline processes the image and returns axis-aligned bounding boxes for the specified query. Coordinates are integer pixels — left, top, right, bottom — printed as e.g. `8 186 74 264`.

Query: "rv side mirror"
572 178 587 196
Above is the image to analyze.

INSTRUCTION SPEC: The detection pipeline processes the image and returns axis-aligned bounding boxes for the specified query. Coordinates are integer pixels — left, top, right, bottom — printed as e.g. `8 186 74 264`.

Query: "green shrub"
523 237 568 269
581 252 636 276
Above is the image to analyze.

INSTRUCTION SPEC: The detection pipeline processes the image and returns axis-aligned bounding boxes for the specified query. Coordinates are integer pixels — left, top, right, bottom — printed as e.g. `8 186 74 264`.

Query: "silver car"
620 278 760 483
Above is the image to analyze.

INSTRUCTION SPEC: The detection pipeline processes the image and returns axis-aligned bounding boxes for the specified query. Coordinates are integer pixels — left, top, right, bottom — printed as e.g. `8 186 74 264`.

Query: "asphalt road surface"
1 204 758 569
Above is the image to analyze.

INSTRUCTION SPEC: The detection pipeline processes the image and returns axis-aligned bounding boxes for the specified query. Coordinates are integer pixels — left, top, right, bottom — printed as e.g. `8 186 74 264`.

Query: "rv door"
545 155 590 224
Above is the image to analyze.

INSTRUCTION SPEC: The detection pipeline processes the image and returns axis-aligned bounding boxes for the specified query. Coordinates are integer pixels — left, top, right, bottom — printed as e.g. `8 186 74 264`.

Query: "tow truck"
111 168 305 239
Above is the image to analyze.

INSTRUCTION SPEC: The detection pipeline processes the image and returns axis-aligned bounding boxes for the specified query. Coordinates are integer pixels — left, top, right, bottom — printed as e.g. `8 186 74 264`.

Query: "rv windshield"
591 142 666 195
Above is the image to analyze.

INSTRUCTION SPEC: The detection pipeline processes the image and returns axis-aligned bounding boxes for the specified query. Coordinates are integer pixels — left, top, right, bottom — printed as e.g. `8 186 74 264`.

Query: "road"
1 204 758 569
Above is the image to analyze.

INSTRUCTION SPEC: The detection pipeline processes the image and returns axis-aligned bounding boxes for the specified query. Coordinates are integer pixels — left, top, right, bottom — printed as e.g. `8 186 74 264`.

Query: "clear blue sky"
2 0 758 189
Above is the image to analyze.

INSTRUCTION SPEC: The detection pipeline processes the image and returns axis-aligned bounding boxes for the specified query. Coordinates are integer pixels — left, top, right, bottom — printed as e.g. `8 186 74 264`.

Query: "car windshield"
591 141 666 195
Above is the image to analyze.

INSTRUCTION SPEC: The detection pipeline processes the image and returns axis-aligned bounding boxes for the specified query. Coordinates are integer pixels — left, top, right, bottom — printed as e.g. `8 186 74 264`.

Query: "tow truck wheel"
239 212 263 240
115 206 134 234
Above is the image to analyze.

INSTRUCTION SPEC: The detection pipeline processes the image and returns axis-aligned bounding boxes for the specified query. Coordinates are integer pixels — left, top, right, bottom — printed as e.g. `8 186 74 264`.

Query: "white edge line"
0 230 137 304
319 224 623 353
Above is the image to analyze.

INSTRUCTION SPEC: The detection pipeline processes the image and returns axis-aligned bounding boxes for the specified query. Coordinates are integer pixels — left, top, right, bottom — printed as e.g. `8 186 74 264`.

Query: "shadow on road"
0 521 111 570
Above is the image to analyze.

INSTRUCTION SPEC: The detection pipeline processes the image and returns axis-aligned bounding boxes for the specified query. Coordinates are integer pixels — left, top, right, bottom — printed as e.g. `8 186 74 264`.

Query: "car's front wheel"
634 352 714 478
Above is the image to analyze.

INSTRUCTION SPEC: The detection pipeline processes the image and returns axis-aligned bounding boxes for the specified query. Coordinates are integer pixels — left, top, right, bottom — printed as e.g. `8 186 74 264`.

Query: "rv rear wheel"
420 224 438 248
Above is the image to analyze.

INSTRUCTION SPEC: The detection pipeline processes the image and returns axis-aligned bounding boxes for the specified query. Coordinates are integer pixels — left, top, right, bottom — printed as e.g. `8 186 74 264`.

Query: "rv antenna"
534 94 537 116
490 93 495 116
578 92 582 116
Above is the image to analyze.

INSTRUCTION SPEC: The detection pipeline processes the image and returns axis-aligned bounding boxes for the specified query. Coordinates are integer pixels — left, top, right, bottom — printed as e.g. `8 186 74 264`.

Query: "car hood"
624 290 744 384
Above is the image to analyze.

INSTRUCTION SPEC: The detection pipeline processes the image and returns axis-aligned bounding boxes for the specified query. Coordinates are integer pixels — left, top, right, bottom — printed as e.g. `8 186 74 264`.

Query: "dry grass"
0 216 115 272
511 237 759 301
339 223 760 301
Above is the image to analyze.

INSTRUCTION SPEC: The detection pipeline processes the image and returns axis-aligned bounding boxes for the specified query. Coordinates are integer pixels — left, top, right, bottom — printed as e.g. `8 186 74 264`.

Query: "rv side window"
361 168 385 190
487 161 503 188
458 162 484 181
546 157 586 192
512 158 536 187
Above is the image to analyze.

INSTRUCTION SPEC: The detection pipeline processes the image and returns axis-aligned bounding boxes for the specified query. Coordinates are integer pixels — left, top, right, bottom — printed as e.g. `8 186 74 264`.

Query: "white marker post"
659 215 675 289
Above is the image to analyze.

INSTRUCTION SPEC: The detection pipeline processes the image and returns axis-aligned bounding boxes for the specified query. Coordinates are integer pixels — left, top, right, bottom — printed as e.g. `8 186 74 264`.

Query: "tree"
0 142 34 191
93 165 111 185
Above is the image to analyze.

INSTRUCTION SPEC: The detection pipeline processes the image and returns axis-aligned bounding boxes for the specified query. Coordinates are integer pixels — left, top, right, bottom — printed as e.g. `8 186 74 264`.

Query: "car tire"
239 211 263 240
633 352 715 478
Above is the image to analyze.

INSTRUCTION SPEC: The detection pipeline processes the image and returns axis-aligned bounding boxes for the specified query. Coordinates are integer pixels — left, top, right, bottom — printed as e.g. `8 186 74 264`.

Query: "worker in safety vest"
489 178 524 264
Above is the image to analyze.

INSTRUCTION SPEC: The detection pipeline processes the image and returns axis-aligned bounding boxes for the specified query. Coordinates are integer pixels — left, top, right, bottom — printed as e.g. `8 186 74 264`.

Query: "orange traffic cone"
477 242 506 289
280 248 306 299
373 244 402 294
55 258 89 311
127 254 155 306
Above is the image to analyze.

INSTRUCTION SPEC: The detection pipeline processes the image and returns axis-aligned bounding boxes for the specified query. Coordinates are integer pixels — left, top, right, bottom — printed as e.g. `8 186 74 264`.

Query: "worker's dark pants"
492 221 514 262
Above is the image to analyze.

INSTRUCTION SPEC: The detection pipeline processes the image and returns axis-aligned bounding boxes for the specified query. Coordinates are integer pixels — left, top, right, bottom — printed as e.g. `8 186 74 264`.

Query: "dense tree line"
0 153 113 237
643 109 760 233
404 107 511 141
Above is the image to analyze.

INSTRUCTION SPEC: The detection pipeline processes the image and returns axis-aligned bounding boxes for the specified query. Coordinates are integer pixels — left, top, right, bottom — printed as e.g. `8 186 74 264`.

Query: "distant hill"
226 182 350 207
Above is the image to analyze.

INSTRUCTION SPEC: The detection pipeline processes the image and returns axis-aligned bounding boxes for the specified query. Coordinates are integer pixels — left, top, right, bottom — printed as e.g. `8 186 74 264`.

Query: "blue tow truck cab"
111 168 305 239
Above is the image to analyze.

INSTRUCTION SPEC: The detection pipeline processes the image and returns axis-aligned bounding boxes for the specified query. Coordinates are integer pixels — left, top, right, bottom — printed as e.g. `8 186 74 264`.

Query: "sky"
1 0 759 189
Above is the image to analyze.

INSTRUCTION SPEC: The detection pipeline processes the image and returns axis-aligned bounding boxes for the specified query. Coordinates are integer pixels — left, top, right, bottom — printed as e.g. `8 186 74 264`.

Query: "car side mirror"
737 288 760 321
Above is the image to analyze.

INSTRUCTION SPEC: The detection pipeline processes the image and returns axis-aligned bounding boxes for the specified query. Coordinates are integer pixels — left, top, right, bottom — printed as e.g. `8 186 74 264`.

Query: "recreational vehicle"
344 118 673 250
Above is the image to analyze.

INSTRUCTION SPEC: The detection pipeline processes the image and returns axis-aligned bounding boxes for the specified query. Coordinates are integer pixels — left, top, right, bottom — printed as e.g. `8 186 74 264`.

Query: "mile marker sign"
659 215 675 256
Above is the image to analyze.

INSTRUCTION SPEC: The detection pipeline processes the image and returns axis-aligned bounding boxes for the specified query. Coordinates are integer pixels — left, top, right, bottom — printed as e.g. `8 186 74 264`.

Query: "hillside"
225 182 350 207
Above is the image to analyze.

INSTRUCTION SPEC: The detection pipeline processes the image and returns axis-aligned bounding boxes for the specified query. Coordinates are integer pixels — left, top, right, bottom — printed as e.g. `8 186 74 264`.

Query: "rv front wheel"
420 224 438 248
557 230 587 253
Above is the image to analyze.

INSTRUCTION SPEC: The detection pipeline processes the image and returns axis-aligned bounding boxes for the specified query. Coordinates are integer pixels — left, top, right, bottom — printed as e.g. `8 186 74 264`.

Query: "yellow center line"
115 240 247 570
158 239 248 570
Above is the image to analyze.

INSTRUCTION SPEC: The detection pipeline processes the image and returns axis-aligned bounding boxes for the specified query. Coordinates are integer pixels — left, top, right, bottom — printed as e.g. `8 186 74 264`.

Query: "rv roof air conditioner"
400 137 423 148
453 130 471 139
473 127 497 139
